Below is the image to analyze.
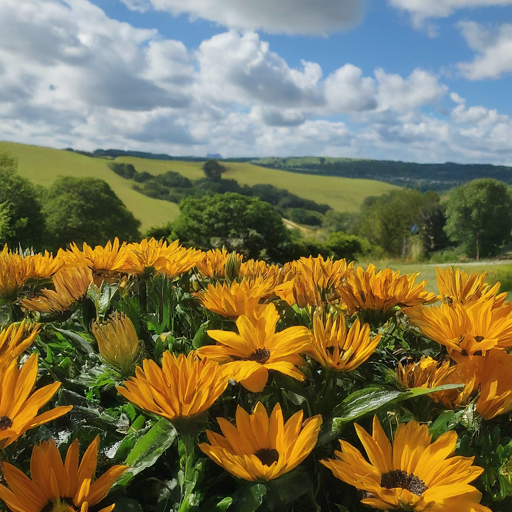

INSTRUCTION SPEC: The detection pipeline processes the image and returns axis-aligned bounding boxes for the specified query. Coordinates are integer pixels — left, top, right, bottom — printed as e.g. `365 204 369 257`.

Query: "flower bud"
224 251 241 282
92 313 139 375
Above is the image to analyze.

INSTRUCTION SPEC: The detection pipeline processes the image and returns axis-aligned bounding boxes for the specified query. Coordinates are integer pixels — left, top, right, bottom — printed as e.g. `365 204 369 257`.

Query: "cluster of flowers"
0 239 509 512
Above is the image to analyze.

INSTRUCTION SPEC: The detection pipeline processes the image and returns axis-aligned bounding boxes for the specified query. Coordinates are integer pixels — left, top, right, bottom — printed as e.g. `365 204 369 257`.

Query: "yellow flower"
0 246 29 301
406 298 512 356
198 278 272 318
196 248 244 278
92 313 140 374
200 304 312 392
0 436 128 512
396 356 477 409
0 354 72 448
0 247 63 301
322 416 490 512
198 402 322 481
308 312 381 372
436 267 506 308
275 256 350 307
338 264 437 318
20 266 92 314
476 350 512 420
67 238 128 285
0 320 41 368
117 351 228 427
163 242 202 279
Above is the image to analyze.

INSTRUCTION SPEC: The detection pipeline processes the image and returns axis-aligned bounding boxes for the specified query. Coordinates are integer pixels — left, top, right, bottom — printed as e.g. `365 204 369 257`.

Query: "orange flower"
0 436 127 512
436 267 506 308
0 354 72 448
338 264 437 317
406 298 512 356
196 248 244 279
308 312 381 372
200 304 312 392
0 321 40 368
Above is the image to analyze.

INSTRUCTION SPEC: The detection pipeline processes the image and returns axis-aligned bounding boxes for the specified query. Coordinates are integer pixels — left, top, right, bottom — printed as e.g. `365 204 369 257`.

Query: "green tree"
325 232 370 261
0 152 47 248
43 177 141 248
445 178 512 260
202 159 227 181
357 189 446 258
172 192 292 261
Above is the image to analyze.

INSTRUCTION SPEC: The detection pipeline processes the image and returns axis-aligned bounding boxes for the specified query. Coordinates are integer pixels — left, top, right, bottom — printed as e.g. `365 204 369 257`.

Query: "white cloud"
388 0 512 26
1 0 512 165
375 68 447 113
122 0 363 35
457 21 512 79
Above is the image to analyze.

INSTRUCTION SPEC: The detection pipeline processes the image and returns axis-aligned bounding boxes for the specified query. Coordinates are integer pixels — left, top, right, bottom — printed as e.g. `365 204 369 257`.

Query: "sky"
2 0 512 163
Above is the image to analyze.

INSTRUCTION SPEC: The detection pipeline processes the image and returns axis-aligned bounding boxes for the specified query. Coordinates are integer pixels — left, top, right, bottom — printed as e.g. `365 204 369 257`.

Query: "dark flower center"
474 336 484 343
247 348 271 364
381 470 427 497
0 416 13 430
254 448 279 466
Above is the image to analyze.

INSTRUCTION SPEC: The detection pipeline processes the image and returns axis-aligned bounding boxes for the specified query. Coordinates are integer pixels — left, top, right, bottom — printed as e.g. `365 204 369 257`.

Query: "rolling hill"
0 141 400 230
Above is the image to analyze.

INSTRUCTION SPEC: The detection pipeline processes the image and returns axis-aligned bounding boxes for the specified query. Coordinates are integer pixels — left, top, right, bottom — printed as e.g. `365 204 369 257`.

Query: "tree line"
2 151 511 263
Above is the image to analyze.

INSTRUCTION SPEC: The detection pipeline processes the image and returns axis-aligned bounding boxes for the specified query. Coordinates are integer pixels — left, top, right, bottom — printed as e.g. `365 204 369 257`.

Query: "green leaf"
192 321 211 349
230 484 267 512
116 418 177 487
212 497 233 511
265 467 311 508
54 328 94 355
110 497 144 512
320 384 464 445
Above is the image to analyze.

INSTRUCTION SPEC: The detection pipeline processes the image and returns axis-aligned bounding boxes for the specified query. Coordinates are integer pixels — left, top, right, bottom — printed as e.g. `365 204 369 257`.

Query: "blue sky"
1 0 512 163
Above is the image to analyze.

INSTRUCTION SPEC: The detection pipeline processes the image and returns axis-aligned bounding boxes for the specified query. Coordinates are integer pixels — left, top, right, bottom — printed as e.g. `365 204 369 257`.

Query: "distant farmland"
0 141 399 230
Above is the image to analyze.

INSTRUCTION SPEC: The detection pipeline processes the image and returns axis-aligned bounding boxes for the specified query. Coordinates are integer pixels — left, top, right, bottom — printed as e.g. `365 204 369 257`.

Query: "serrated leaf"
54 328 95 355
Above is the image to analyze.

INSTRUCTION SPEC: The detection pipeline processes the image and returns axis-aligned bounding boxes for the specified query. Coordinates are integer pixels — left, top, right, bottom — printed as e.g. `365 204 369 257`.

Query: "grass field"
116 157 400 212
365 260 512 295
1 141 400 231
0 141 180 231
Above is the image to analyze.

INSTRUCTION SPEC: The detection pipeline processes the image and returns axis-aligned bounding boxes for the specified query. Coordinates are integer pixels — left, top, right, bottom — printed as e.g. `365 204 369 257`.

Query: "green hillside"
0 141 400 230
0 141 179 230
115 157 399 212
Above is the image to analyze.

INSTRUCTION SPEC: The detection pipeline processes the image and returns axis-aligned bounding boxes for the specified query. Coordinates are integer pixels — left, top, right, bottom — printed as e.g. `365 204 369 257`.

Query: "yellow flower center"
381 470 427 497
254 448 279 466
247 348 271 364
0 416 13 430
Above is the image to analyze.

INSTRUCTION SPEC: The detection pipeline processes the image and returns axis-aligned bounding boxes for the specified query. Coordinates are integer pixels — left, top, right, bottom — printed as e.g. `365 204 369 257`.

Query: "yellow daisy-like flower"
436 267 507 308
0 320 41 368
0 436 128 512
198 402 322 482
476 349 512 420
275 256 350 308
198 278 272 318
163 241 202 279
196 248 244 279
92 313 140 375
20 266 92 315
338 264 437 318
116 351 229 428
396 356 477 409
0 246 30 301
406 298 512 356
307 312 381 372
67 238 128 285
322 416 490 512
199 304 312 392
23 251 64 282
0 354 73 448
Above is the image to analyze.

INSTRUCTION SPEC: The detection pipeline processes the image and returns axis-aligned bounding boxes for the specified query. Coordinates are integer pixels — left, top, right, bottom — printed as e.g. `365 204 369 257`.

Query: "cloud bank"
0 0 512 165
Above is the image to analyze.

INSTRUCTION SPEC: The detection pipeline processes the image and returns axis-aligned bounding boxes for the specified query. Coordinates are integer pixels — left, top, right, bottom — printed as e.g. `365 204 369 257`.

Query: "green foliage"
43 176 141 248
325 232 370 261
288 208 323 226
445 178 512 260
357 189 448 258
0 152 47 248
202 159 227 181
172 193 293 261
109 162 137 179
